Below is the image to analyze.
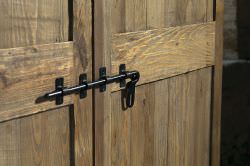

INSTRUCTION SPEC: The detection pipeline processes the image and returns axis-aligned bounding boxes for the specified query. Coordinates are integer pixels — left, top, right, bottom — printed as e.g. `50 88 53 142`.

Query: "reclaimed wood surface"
0 108 71 165
211 0 224 166
94 0 113 165
111 0 213 33
111 67 212 166
167 68 211 166
73 0 93 165
94 0 215 165
0 42 74 122
111 22 215 91
0 0 69 49
0 0 73 165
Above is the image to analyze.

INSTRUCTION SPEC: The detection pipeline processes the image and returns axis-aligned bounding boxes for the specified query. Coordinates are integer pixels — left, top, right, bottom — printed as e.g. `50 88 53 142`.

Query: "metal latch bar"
43 64 140 108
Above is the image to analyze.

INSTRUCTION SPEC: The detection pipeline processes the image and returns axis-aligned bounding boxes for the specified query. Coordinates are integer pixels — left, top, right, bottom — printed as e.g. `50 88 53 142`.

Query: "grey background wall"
222 0 250 165
224 0 238 59
238 0 250 59
224 0 250 60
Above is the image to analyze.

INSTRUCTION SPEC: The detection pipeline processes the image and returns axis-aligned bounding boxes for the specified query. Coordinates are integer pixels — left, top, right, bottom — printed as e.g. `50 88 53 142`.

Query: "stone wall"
224 0 250 60
224 0 238 59
222 1 250 165
238 0 250 59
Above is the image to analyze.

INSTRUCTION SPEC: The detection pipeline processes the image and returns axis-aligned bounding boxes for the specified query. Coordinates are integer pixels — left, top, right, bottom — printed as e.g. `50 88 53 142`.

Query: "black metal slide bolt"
43 64 140 108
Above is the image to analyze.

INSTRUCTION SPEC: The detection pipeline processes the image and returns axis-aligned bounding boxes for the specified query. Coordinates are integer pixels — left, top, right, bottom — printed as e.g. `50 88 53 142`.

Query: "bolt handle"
126 80 136 107
125 72 140 108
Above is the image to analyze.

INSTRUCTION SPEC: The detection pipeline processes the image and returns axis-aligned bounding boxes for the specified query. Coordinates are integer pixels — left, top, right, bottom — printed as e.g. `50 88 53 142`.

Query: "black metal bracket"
44 64 140 108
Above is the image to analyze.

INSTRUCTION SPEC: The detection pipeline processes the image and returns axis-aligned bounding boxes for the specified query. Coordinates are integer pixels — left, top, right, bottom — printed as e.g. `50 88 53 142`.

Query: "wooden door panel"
0 0 93 165
0 42 74 122
0 107 71 165
111 67 212 166
94 0 215 165
111 22 215 90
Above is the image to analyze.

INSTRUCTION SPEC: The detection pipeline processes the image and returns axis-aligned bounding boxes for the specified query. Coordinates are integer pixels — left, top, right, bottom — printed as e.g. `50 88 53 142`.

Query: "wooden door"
94 0 223 166
0 0 93 165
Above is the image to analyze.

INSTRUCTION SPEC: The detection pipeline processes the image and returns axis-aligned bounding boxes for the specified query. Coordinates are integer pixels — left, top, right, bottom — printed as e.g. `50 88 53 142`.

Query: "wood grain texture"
73 0 93 165
168 68 211 166
0 0 69 49
94 0 113 166
0 107 70 166
0 0 73 165
211 0 224 166
175 0 208 25
111 0 211 32
112 22 215 91
111 0 147 33
207 0 214 21
95 0 215 165
111 68 212 166
146 0 165 28
0 42 74 122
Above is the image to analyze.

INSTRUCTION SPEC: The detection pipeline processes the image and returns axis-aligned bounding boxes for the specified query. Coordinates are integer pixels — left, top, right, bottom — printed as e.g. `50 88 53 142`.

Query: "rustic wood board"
73 0 93 165
111 68 212 166
0 0 69 49
0 42 74 122
111 0 212 33
0 0 77 165
211 0 224 166
111 22 215 91
0 107 71 165
94 0 215 165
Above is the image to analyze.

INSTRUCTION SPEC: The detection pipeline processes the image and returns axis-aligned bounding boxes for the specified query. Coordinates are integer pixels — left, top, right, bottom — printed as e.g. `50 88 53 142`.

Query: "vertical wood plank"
111 91 131 166
111 80 170 166
187 0 207 24
111 0 126 33
193 69 212 166
211 0 224 165
124 0 135 32
133 0 147 31
153 80 169 166
94 0 112 165
73 0 93 165
0 108 71 166
167 74 188 166
0 120 20 165
168 68 211 166
0 0 69 48
19 108 70 166
130 85 154 166
207 0 214 21
111 0 147 33
175 0 207 25
164 0 177 27
147 0 165 29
